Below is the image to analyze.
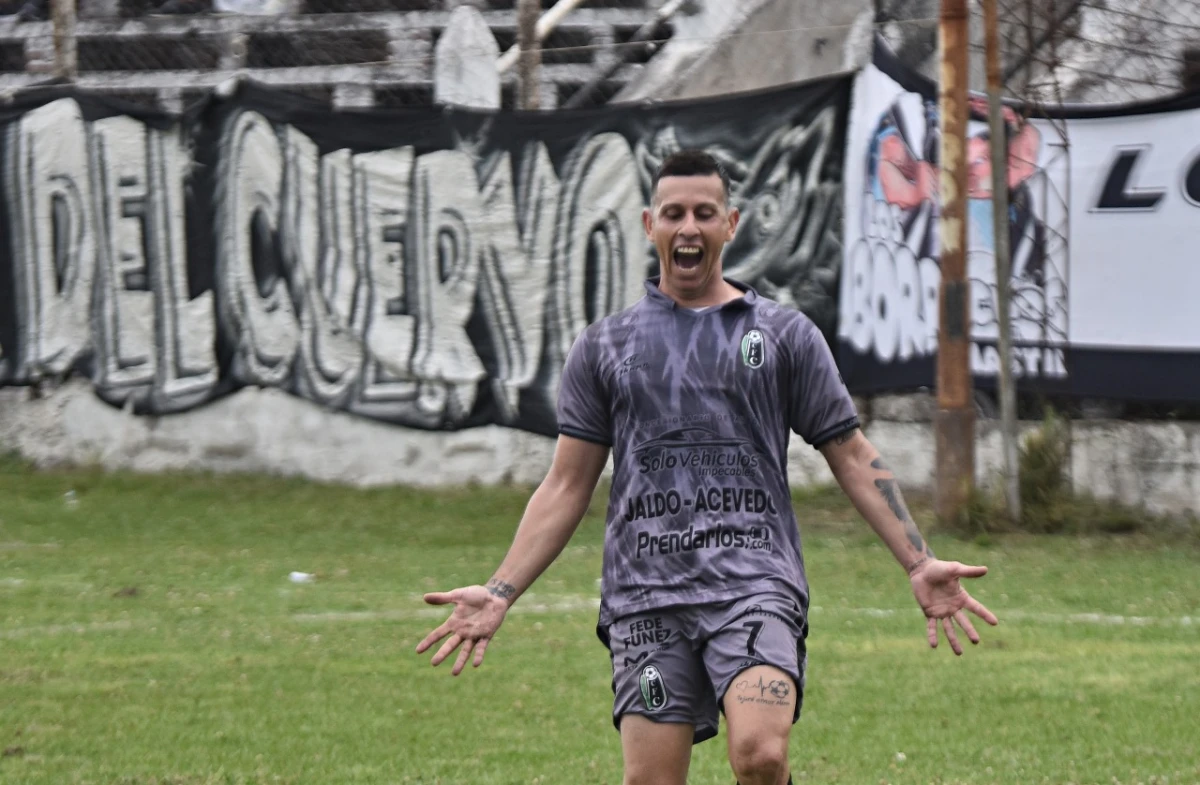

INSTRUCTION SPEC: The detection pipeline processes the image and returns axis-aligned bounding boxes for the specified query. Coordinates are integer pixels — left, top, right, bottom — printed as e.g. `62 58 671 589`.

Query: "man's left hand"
908 560 999 655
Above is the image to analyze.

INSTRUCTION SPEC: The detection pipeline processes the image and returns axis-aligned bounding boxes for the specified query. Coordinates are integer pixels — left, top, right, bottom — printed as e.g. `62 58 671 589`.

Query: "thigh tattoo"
730 672 794 709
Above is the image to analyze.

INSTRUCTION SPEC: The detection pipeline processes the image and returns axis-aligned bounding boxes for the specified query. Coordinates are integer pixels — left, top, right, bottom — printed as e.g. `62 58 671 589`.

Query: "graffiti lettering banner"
0 76 851 436
839 39 1200 403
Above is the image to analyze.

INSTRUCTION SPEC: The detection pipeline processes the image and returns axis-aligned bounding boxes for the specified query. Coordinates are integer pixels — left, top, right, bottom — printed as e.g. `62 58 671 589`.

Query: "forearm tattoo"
486 578 517 600
870 458 935 573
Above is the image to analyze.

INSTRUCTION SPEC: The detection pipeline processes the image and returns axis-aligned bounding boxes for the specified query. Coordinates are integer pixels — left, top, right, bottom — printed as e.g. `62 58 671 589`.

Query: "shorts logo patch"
740 329 765 369
639 665 668 711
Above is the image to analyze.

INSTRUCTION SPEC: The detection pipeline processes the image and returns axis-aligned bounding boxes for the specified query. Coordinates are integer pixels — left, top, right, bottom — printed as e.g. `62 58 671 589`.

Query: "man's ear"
643 207 654 240
725 207 740 241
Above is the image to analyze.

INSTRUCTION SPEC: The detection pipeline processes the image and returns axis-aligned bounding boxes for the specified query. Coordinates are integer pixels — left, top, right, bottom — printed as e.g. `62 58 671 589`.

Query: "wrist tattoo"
486 578 517 600
906 555 933 575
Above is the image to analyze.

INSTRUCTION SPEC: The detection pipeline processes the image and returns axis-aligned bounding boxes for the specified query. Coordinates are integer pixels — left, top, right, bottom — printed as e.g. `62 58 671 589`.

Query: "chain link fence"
0 0 677 111
989 0 1200 105
876 0 1200 106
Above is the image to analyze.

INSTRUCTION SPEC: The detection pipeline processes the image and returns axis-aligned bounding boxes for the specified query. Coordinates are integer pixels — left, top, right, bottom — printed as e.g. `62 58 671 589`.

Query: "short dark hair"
652 149 731 204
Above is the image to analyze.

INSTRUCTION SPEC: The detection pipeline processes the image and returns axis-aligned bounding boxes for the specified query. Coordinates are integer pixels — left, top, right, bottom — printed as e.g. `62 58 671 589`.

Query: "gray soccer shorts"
602 591 808 745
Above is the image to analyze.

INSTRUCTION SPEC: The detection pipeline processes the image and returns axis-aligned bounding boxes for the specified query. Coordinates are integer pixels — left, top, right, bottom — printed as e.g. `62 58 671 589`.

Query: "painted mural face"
643 173 739 304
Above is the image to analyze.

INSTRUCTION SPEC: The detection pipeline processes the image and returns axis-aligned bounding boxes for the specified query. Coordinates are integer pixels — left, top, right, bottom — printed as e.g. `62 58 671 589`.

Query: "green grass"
1 456 1198 785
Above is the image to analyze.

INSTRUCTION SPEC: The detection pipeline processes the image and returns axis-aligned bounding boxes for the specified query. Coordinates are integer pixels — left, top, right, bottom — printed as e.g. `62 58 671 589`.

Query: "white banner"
1067 111 1200 351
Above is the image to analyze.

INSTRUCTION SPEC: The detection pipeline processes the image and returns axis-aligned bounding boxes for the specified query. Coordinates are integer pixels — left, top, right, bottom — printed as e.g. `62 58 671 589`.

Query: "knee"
730 736 789 785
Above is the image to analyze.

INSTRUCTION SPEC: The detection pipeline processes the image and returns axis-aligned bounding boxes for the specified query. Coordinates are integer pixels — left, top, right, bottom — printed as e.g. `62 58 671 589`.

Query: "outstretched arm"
415 435 610 675
820 428 999 654
480 435 610 605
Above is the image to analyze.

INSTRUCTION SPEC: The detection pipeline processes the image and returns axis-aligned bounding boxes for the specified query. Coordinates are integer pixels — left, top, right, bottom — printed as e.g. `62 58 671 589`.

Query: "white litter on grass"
288 572 315 584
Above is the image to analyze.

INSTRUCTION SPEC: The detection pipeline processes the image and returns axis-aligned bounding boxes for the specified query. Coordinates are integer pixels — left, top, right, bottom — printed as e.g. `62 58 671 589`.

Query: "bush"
953 408 1172 536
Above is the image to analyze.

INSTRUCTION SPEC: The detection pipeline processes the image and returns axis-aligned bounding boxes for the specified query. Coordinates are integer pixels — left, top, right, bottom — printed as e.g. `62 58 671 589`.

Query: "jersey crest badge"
740 329 765 369
639 665 668 711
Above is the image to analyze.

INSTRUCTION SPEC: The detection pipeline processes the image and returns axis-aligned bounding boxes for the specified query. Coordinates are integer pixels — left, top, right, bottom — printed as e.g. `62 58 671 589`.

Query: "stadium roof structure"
0 0 676 112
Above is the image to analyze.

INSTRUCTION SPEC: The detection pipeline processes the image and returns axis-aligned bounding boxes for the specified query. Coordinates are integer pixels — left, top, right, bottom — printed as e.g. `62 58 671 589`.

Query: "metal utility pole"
984 0 1020 523
934 0 974 524
517 0 542 110
52 0 78 81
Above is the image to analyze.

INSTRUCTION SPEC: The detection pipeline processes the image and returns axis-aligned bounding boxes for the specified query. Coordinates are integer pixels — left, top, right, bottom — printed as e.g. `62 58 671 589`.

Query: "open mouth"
673 245 704 271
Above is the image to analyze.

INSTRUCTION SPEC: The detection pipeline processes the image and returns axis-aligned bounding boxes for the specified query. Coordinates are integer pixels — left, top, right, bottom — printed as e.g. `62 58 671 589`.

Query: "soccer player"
416 149 999 785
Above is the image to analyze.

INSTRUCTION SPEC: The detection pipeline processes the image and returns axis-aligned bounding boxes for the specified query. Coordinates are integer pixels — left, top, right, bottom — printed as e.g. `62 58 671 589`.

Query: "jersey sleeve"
787 319 860 448
556 326 612 446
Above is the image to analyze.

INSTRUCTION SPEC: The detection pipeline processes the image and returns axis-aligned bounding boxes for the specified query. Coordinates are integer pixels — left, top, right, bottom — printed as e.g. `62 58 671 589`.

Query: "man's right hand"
415 586 509 676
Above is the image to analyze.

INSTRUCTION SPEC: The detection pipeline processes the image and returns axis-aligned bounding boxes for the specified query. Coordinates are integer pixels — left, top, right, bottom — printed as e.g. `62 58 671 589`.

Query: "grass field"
1 455 1198 785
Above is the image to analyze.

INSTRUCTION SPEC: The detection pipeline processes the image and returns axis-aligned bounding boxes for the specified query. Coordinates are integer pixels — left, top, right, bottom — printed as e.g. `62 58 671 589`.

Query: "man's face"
643 173 739 298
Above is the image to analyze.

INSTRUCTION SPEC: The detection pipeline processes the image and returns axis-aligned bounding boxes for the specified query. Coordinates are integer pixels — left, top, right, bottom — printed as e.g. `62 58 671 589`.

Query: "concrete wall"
862 399 1200 518
4 382 1198 517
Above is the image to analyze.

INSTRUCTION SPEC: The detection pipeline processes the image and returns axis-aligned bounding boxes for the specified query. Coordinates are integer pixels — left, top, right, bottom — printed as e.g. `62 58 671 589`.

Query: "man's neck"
658 277 744 309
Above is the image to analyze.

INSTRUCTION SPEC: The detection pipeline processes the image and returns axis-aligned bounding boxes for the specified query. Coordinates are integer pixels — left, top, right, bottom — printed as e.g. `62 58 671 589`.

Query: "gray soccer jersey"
556 278 859 638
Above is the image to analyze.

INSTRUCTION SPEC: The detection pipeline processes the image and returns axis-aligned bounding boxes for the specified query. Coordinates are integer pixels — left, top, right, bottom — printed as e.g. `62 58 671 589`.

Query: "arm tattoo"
872 460 935 571
873 478 911 525
485 578 517 600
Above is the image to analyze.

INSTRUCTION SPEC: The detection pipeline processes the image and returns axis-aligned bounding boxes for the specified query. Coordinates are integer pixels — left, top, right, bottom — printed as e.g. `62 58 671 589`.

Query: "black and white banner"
839 40 1200 402
0 76 851 437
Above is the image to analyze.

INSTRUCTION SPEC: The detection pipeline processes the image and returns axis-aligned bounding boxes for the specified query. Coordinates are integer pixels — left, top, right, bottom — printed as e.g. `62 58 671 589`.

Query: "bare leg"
723 665 795 785
619 714 694 785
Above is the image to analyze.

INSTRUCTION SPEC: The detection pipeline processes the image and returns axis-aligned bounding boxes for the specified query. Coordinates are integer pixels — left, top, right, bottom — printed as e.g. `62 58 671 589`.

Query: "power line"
973 33 1193 68
1076 2 1200 34
1062 33 1192 65
1052 63 1183 90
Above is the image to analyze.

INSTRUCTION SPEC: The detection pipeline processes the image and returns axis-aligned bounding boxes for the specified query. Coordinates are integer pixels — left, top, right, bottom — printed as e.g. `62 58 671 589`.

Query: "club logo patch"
639 665 668 711
740 329 765 369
